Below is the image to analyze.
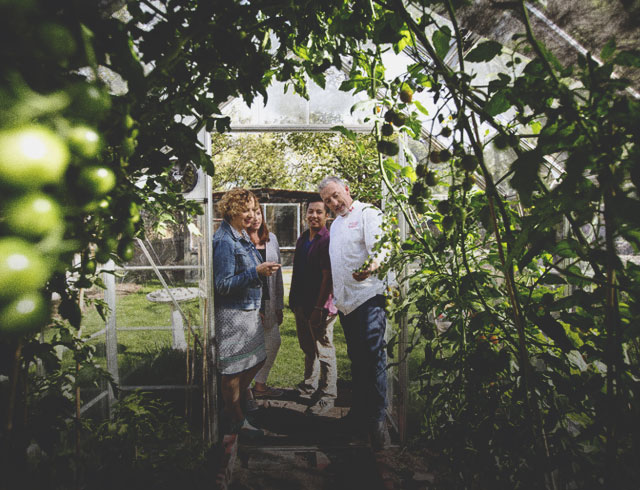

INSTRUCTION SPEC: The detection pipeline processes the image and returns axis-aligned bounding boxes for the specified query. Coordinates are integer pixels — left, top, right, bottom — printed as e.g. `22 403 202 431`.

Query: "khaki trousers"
294 306 338 397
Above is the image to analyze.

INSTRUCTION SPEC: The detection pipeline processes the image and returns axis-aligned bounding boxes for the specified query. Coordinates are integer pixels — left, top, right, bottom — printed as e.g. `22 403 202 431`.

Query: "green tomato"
425 171 439 187
5 192 63 239
399 88 413 103
0 238 50 300
129 201 141 223
68 125 102 159
392 112 407 127
436 200 451 214
0 125 70 188
438 149 452 162
460 155 479 172
39 22 76 60
122 136 137 157
462 174 476 191
381 124 394 137
384 110 396 123
78 166 116 197
83 257 97 275
0 292 49 335
67 83 112 121
120 218 136 237
117 240 135 262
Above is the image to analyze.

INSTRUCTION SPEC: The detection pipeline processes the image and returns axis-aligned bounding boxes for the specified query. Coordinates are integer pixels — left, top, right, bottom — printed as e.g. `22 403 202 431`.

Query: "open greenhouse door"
181 126 218 443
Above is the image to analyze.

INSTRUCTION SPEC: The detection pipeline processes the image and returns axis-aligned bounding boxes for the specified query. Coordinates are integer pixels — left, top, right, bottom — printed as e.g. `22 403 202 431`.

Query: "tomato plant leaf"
600 39 616 60
485 90 510 117
414 100 429 116
401 165 417 182
465 40 503 63
432 26 451 60
331 125 357 142
614 49 640 67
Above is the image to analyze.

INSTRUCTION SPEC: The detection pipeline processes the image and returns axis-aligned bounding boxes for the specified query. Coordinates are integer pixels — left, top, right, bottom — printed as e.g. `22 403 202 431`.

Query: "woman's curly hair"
217 188 257 222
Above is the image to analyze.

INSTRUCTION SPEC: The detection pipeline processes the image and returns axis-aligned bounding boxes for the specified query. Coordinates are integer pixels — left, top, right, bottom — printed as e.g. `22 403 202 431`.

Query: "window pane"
264 204 297 249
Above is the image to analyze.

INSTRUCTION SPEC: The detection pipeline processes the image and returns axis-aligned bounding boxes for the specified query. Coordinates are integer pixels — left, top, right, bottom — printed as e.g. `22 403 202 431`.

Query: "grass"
71 270 351 388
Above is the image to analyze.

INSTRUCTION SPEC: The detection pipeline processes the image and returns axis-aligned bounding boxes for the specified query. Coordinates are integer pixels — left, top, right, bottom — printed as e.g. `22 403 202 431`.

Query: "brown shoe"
252 385 284 398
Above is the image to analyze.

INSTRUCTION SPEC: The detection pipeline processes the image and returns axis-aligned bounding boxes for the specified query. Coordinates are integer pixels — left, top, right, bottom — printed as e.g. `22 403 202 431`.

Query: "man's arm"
353 206 385 281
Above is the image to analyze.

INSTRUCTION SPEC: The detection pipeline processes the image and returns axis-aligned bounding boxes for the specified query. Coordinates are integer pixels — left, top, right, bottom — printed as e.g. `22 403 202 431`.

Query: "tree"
210 132 381 201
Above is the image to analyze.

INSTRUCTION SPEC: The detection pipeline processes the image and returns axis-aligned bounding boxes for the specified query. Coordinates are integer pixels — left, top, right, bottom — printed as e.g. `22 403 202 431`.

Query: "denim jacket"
213 220 263 310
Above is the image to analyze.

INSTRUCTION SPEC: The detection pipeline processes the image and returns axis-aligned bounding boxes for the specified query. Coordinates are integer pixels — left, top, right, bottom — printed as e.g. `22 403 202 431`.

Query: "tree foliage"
210 132 380 202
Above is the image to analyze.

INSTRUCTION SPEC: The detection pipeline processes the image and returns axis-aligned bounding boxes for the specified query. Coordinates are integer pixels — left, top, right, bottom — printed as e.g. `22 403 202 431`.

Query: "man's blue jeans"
339 294 388 423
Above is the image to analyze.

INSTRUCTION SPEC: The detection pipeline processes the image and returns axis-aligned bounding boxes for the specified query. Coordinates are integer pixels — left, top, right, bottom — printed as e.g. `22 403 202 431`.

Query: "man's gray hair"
318 176 346 193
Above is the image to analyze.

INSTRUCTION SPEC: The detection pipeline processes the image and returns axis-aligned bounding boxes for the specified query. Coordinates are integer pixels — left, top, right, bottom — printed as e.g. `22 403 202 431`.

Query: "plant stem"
5 340 23 437
603 180 621 486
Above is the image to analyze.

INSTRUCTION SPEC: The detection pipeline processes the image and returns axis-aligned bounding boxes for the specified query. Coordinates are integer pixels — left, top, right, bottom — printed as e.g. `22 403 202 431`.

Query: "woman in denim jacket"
213 188 280 435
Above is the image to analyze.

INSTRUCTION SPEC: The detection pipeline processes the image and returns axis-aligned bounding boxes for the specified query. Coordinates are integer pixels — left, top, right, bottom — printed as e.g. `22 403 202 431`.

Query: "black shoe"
369 420 390 451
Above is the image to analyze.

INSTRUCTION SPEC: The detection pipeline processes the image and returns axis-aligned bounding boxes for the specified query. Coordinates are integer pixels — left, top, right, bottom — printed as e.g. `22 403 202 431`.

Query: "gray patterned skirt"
215 307 266 375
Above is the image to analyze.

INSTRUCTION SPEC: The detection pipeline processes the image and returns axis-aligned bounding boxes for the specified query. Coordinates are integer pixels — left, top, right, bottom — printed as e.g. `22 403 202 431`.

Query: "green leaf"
614 49 640 67
350 99 376 115
432 26 451 60
414 100 429 116
465 40 503 63
383 157 401 173
509 148 543 206
331 125 357 142
293 44 310 61
485 90 510 117
394 29 413 54
309 71 326 89
601 39 616 60
530 121 542 134
401 165 417 182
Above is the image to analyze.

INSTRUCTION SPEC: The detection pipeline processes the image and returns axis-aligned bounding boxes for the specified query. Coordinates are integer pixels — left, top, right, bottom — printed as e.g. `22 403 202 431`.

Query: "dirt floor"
223 387 441 490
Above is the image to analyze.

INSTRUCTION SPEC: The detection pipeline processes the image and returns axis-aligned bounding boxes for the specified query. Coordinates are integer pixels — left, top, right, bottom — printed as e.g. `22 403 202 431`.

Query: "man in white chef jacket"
318 176 389 450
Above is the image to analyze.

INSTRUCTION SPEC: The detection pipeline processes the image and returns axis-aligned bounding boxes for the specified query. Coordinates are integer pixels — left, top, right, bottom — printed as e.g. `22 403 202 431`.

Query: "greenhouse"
1 1 639 489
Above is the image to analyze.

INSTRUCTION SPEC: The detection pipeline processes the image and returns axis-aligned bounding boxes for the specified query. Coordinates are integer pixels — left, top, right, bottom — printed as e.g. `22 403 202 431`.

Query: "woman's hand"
256 261 281 277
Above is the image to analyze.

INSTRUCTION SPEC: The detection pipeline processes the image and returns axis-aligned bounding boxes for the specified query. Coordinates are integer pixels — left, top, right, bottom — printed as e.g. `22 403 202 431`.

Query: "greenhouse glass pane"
308 68 368 124
222 68 370 127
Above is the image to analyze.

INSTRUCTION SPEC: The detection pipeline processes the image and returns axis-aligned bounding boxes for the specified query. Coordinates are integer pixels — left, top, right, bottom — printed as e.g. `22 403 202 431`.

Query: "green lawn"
74 270 351 388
